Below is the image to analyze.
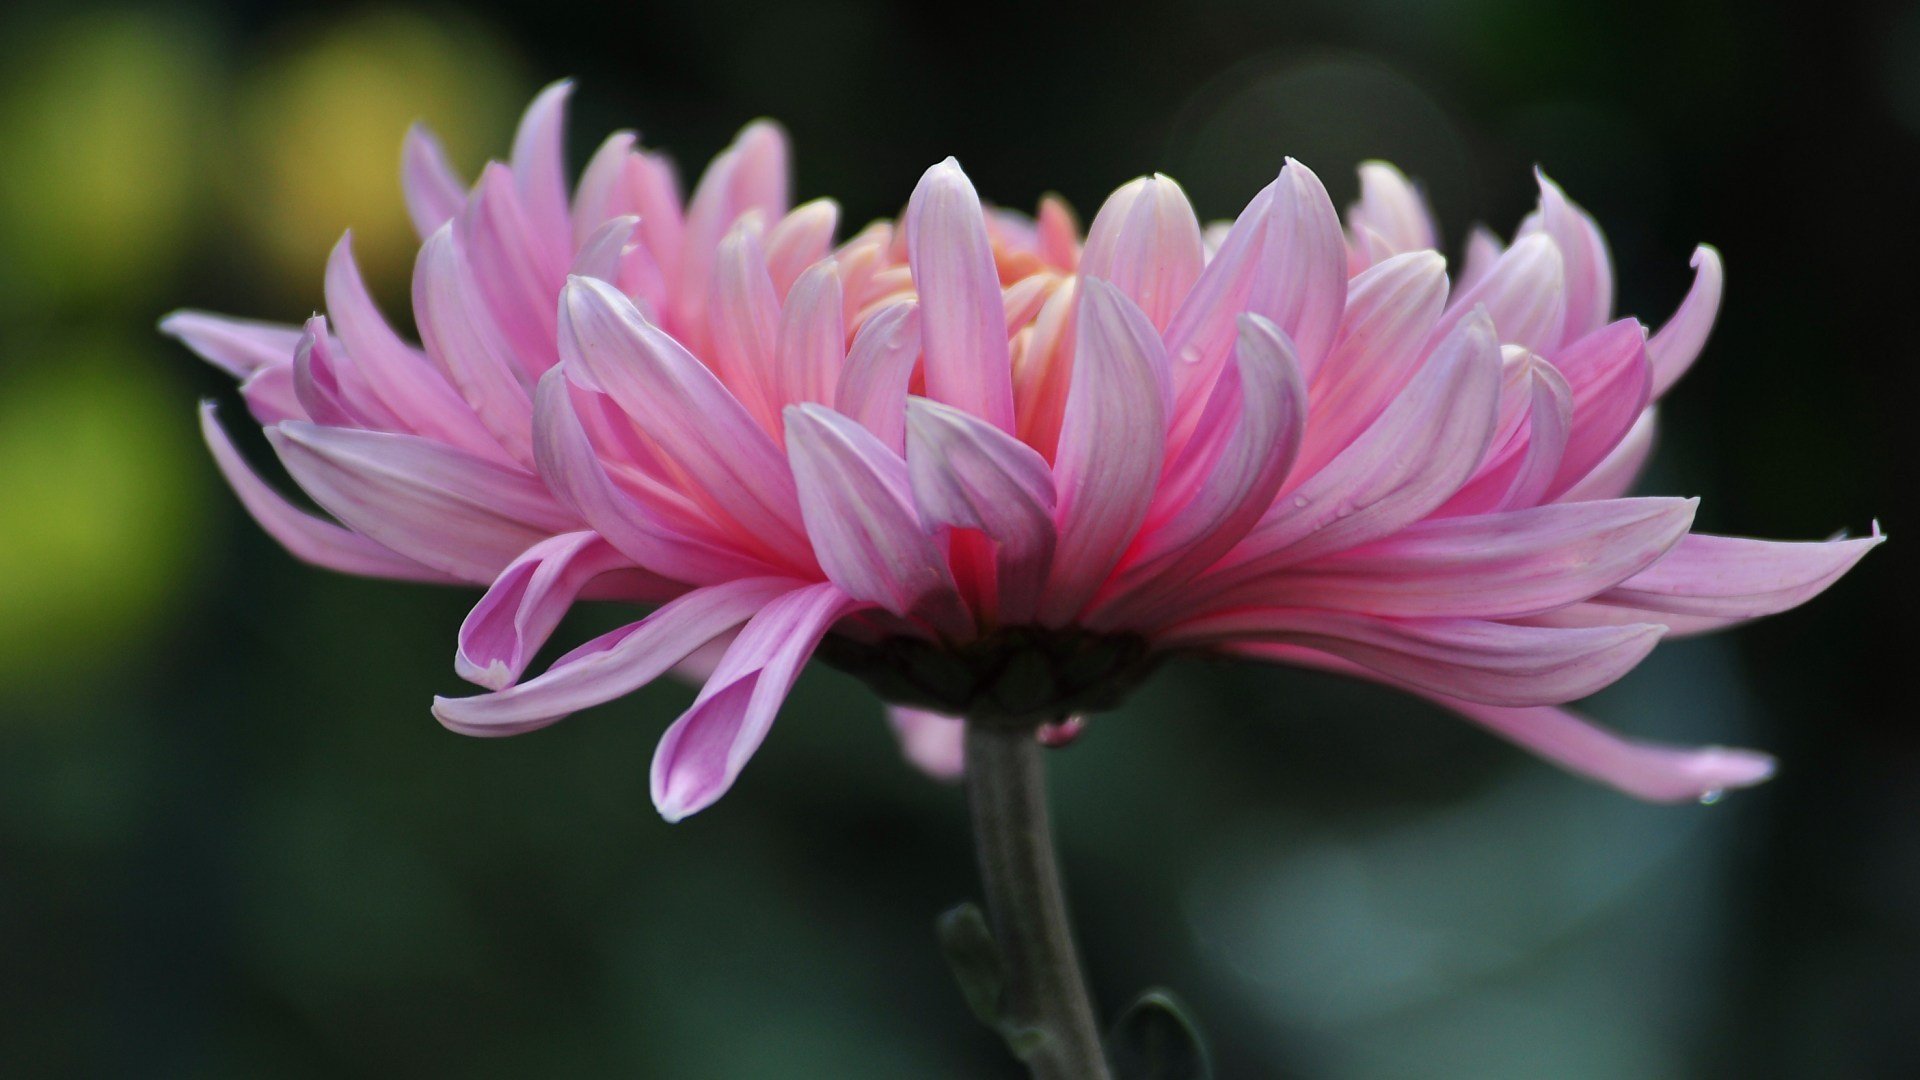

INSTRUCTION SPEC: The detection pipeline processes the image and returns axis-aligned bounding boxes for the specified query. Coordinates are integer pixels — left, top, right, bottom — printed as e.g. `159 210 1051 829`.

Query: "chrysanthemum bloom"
169 87 1878 826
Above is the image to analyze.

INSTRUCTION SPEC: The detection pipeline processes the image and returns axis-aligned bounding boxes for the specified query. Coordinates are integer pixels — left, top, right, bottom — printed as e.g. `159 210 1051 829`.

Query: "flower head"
169 87 1880 821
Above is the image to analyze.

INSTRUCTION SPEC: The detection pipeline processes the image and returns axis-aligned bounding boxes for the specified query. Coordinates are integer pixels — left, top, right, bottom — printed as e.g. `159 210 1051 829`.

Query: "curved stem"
965 723 1112 1080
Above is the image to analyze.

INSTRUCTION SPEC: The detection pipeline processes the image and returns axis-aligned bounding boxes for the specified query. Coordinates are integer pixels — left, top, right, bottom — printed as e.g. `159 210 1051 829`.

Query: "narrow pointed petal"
707 218 783 427
785 404 970 634
560 275 810 557
267 422 572 582
460 163 565 368
532 369 776 584
1546 319 1652 498
651 583 863 820
1164 178 1276 423
509 79 574 254
1255 497 1696 618
413 224 536 466
834 300 922 453
571 215 638 283
1530 171 1614 341
1235 643 1774 801
326 234 506 459
160 311 303 379
905 397 1057 623
1562 407 1657 502
199 402 454 583
456 531 647 689
1079 175 1204 331
1435 233 1566 354
1533 528 1885 635
773 261 846 410
1168 610 1665 707
1036 195 1081 270
433 576 801 736
1457 225 1503 293
1249 159 1347 377
239 364 303 425
1224 308 1503 576
1042 279 1171 624
569 130 638 248
1100 315 1307 623
1347 161 1437 256
907 158 1016 431
291 317 364 428
1648 245 1724 397
1293 250 1449 477
677 121 790 343
888 706 967 780
1494 361 1574 510
402 123 467 240
765 198 841 297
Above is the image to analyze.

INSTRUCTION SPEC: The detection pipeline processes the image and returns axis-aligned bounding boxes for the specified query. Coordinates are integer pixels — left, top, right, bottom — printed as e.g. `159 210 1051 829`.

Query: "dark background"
2 0 1915 1076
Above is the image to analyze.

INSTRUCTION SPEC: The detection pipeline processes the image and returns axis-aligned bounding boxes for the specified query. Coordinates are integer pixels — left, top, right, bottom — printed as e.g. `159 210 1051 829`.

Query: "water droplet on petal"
1698 788 1725 805
1293 495 1310 508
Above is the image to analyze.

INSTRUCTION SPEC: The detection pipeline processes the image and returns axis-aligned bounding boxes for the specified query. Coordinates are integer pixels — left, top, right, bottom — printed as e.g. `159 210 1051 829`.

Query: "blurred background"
1 0 1914 1075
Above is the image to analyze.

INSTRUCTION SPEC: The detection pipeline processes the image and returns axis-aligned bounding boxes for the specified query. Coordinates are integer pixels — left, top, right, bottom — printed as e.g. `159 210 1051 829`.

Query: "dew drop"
1293 495 1310 508
1698 788 1725 805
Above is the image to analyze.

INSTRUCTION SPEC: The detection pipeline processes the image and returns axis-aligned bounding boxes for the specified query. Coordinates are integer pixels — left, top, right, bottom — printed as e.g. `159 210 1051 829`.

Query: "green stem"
964 723 1112 1080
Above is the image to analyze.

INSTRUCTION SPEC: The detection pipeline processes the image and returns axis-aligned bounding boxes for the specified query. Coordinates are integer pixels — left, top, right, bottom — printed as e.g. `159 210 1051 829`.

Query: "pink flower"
170 89 1879 821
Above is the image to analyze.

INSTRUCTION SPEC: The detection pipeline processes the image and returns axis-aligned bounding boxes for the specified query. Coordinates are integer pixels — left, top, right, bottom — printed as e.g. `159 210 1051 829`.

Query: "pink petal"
508 79 574 261
569 130 637 249
433 576 802 737
906 159 1017 432
401 123 467 240
904 397 1057 623
706 217 784 429
459 163 565 371
291 317 378 429
888 706 967 781
413 223 537 467
267 422 573 582
1041 279 1171 625
1079 174 1204 331
1435 233 1566 354
676 121 790 347
834 300 922 454
765 198 841 298
1561 407 1657 502
1098 314 1307 625
1292 250 1449 478
1168 610 1665 707
198 402 454 583
1456 224 1503 294
651 582 864 820
1647 245 1724 398
560 275 809 558
325 234 506 460
1531 528 1884 636
1238 642 1775 801
785 404 970 635
570 215 638 283
160 311 303 379
1257 497 1696 618
1346 162 1438 258
1545 319 1652 498
1224 308 1503 576
530 368 778 584
456 530 658 689
773 261 846 411
1036 195 1081 270
1527 171 1613 342
1249 160 1347 378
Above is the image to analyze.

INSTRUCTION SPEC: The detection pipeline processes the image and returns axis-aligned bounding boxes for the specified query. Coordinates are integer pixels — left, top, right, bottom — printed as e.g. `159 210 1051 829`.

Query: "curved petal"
508 79 574 255
1647 245 1723 397
1528 171 1613 342
1249 159 1347 378
199 402 454 583
401 122 467 240
905 397 1057 624
906 158 1016 432
785 404 970 635
1546 319 1652 498
766 198 841 298
433 576 801 736
1079 174 1204 331
1041 278 1171 625
888 706 967 781
1435 233 1566 354
1347 161 1437 259
651 582 865 820
267 422 572 582
160 311 303 379
1166 609 1665 707
773 261 846 410
1251 497 1696 619
413 223 537 466
560 275 809 558
456 531 667 690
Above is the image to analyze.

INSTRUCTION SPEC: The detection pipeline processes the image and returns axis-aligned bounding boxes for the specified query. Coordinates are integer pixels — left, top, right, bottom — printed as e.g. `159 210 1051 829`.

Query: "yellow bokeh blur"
230 8 524 295
0 337 205 694
0 12 212 304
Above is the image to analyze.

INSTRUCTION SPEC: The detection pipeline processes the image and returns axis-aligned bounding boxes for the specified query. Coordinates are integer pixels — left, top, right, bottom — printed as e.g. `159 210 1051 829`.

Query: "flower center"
816 626 1160 729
